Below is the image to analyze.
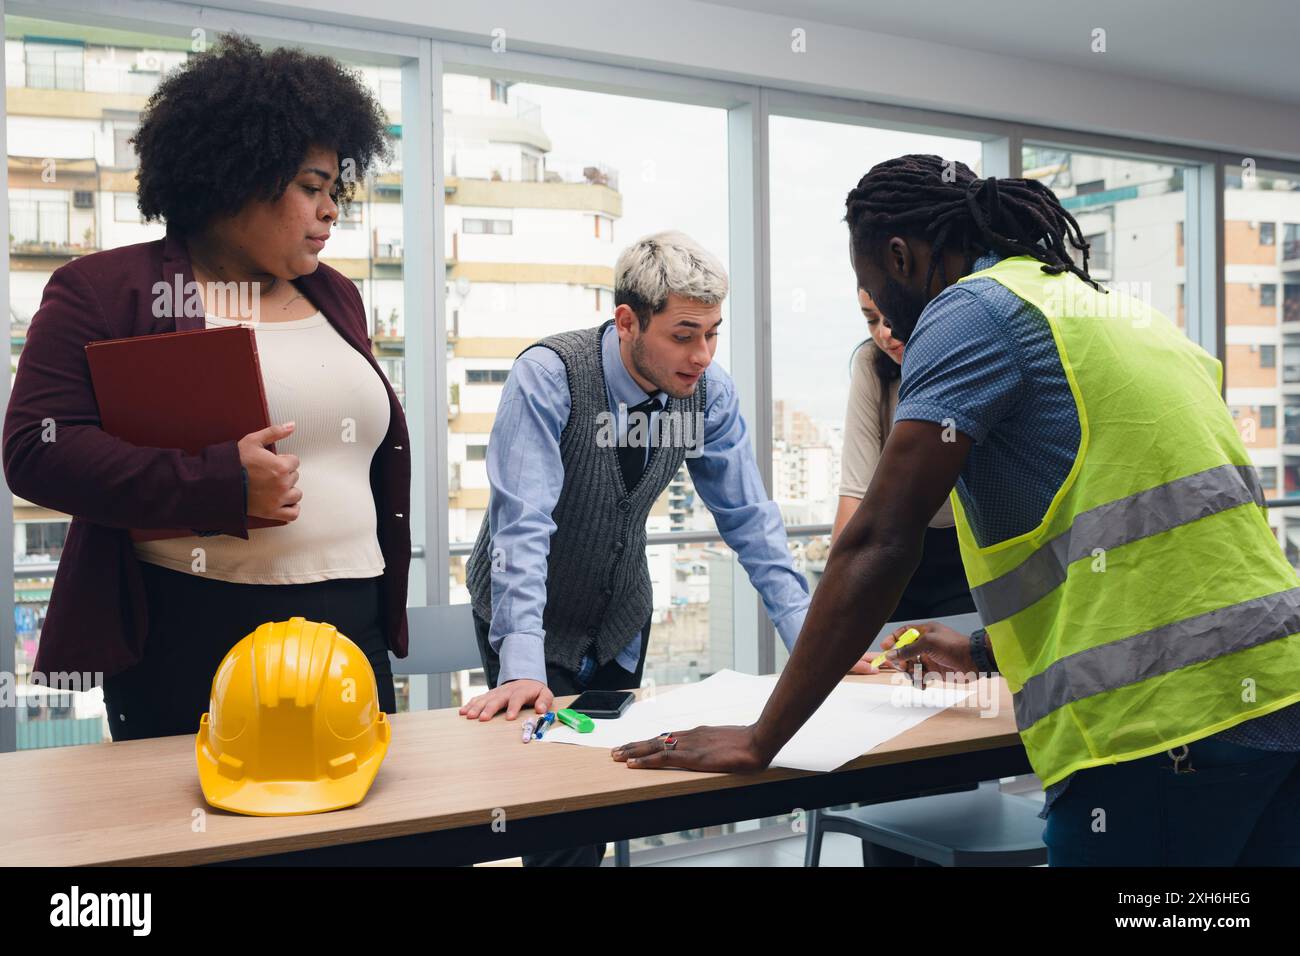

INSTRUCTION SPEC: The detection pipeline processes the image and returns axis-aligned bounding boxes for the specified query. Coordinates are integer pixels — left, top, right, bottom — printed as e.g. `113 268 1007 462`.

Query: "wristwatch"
969 627 997 674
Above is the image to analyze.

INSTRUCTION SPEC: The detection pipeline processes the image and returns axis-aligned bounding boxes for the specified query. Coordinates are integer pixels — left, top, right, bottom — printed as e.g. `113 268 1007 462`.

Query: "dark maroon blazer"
2 232 411 678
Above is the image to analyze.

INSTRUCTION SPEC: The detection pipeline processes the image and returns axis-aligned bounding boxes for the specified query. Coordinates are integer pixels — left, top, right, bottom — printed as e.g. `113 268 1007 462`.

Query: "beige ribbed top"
133 312 391 583
839 344 955 528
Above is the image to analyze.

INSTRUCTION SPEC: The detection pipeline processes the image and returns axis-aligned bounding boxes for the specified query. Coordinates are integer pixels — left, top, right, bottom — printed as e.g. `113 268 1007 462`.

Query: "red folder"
85 324 287 541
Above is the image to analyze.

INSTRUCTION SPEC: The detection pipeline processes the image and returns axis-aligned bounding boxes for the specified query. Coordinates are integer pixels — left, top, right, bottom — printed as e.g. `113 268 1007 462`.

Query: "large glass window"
5 16 412 746
1222 165 1300 562
441 72 732 699
769 119 983 532
1022 145 1190 332
767 117 984 672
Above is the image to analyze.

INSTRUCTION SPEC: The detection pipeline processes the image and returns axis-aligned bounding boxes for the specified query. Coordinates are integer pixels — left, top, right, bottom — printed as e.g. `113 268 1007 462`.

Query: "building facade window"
24 41 84 91
112 123 140 169
113 193 140 222
1286 285 1300 323
1285 224 1300 261
522 151 540 182
465 368 510 384
463 218 512 235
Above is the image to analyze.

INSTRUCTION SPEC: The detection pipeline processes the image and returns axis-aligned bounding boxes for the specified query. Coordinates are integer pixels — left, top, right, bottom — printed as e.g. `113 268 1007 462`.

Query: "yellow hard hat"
196 617 391 816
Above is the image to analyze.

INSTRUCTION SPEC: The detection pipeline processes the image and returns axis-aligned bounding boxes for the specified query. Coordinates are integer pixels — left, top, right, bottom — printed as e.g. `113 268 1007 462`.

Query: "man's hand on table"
459 678 554 721
612 620 980 774
612 725 772 773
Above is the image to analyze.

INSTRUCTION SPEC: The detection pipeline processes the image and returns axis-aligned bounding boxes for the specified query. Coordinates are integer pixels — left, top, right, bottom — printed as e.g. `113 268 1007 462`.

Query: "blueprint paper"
542 669 973 772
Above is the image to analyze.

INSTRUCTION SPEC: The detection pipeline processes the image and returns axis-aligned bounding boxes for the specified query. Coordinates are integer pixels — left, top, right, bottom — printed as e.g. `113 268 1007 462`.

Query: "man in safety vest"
610 154 1300 866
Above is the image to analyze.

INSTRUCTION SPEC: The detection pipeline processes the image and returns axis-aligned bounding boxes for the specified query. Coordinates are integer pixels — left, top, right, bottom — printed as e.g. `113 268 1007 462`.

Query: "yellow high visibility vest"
949 256 1300 787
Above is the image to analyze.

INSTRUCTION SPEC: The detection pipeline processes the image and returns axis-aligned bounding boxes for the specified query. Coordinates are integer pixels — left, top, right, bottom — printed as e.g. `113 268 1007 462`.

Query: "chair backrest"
389 604 483 676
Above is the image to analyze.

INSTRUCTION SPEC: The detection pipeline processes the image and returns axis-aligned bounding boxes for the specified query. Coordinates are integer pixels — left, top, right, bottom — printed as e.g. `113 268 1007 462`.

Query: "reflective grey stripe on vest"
1013 587 1300 729
971 464 1265 626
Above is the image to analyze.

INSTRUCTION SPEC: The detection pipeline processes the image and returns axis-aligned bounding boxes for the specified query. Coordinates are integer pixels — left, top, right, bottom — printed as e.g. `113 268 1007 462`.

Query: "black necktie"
618 394 664 492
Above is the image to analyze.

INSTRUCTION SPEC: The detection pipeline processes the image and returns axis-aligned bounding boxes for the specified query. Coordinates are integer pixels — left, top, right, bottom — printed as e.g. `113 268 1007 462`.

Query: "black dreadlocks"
844 154 1104 293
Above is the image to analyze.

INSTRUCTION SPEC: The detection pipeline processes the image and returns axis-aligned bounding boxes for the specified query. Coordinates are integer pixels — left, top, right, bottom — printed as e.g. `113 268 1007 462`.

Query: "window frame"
10 0 1300 777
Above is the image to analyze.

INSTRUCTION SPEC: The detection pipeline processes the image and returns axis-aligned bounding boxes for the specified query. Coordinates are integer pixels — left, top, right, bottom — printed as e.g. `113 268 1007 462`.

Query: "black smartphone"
567 690 634 719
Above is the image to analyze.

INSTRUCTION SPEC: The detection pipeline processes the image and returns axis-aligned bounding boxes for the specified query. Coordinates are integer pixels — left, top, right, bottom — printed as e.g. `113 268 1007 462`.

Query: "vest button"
617 498 631 513
603 587 613 598
586 626 598 638
612 542 624 554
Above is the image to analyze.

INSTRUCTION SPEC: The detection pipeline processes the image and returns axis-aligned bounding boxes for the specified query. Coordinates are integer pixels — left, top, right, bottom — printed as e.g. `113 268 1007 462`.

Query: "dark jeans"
102 561 397 742
473 609 652 867
1043 737 1300 865
892 525 977 620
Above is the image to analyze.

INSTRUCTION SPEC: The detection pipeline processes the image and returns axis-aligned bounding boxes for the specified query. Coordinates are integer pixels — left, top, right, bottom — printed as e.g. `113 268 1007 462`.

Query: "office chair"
804 781 1048 866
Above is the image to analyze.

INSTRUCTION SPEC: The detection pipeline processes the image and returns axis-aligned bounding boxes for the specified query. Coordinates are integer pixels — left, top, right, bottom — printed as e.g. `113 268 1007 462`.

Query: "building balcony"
444 177 622 218
8 238 96 258
1282 244 1300 273
543 159 620 192
372 234 403 265
20 62 165 97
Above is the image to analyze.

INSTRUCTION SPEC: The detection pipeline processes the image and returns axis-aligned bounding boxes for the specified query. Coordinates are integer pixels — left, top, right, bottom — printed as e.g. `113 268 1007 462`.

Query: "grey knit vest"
466 321 706 675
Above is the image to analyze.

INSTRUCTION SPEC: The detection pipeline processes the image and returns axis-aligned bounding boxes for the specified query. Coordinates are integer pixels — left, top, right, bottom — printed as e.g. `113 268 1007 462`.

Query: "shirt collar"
969 249 1002 274
602 322 666 408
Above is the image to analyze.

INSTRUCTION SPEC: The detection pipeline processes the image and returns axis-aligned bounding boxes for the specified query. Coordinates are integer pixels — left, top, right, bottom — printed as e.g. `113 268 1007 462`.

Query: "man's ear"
612 304 639 339
886 236 913 282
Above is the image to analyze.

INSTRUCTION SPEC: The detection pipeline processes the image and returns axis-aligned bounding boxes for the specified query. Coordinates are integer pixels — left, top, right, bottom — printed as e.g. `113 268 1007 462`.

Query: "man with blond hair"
462 231 811 866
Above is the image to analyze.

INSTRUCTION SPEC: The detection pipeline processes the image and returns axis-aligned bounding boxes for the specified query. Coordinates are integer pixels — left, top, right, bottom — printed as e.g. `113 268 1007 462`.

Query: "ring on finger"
662 736 678 751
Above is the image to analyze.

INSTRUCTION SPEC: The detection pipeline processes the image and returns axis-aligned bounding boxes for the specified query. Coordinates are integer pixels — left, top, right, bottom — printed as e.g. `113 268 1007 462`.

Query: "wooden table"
0 675 1030 866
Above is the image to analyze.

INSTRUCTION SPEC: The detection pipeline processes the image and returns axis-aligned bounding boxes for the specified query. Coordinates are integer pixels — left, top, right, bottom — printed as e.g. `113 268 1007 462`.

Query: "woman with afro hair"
3 34 412 739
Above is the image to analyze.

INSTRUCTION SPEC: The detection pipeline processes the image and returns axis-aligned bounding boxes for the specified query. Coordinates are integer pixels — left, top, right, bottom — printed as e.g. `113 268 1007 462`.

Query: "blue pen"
533 712 555 739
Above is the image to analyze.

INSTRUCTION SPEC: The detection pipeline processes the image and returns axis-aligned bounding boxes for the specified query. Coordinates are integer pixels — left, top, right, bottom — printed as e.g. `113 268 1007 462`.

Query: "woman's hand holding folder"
238 421 302 522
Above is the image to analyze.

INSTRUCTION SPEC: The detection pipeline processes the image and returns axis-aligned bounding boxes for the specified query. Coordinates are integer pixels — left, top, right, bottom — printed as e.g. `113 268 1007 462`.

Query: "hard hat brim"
195 719 390 817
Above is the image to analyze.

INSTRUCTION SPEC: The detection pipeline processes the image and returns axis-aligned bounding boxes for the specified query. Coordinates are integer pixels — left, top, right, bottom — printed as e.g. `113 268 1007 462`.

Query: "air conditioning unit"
72 191 94 209
135 51 164 72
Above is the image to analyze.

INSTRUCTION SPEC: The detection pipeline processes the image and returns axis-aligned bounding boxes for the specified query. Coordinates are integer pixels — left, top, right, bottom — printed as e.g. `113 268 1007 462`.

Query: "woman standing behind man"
835 289 976 621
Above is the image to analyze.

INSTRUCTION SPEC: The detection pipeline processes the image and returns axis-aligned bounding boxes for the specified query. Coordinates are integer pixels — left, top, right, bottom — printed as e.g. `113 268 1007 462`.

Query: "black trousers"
102 561 397 742
473 609 652 867
891 525 977 620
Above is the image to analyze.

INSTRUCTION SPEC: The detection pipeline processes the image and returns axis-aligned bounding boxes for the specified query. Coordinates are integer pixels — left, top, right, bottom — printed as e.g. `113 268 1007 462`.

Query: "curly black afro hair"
132 33 392 236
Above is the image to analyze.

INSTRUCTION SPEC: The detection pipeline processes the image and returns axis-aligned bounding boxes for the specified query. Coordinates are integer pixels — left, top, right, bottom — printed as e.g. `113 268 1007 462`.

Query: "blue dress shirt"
484 322 811 686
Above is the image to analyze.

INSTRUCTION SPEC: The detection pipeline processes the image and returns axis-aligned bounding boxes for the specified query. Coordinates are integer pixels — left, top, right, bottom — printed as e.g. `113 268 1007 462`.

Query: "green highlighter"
555 708 595 733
